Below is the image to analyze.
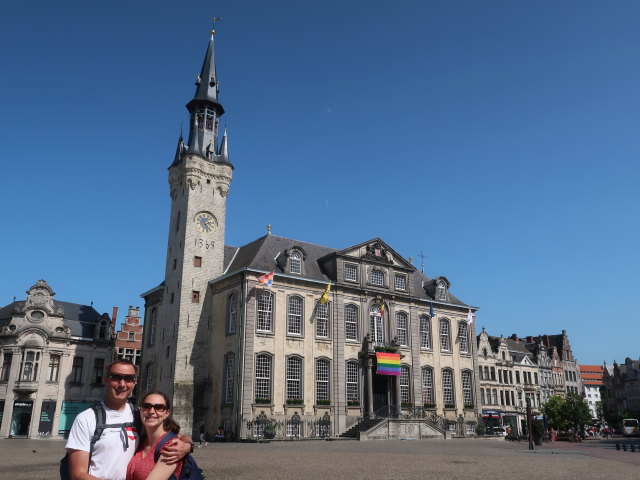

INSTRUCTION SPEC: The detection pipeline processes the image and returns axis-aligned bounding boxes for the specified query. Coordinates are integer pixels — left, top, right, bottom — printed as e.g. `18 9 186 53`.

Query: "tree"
542 394 592 432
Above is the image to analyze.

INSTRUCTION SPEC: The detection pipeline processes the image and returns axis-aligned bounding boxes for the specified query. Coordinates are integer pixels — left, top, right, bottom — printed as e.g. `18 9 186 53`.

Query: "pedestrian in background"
199 419 207 447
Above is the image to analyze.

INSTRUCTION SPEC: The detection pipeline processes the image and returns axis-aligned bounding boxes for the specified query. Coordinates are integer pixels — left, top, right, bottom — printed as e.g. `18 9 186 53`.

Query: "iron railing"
242 411 331 440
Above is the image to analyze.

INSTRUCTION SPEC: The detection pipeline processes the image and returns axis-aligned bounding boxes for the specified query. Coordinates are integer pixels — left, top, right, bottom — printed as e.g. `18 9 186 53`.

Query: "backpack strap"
153 432 179 463
88 402 106 470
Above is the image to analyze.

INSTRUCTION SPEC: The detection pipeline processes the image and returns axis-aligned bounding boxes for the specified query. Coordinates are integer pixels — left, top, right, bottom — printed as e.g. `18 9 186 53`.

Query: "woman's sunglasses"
141 403 168 412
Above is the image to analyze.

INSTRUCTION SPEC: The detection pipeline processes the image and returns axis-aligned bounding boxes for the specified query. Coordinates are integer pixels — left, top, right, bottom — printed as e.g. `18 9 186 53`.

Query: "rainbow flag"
257 271 274 287
376 352 400 376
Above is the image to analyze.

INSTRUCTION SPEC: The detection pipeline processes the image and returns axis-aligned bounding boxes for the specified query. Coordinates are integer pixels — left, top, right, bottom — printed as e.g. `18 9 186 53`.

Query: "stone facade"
140 32 480 438
0 280 113 438
601 358 640 419
476 330 581 435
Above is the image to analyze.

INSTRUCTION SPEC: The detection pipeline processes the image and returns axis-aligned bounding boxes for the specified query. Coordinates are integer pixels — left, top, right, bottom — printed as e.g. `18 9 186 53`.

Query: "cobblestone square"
3 438 640 479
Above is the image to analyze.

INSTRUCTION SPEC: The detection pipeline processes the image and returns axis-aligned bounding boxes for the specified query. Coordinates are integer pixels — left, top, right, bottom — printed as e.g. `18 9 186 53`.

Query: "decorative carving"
362 242 393 264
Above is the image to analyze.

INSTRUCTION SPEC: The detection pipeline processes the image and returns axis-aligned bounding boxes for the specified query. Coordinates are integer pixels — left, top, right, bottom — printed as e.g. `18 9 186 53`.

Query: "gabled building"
114 306 143 368
139 30 480 438
0 280 113 438
601 358 640 420
579 364 603 420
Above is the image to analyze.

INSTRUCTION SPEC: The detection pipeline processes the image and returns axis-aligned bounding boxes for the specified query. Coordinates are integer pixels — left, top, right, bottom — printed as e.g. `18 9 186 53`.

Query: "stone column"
366 355 373 416
395 374 401 411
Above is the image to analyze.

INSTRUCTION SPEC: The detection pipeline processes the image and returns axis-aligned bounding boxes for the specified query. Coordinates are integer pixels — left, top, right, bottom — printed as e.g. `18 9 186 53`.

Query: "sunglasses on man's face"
141 403 168 412
108 373 137 383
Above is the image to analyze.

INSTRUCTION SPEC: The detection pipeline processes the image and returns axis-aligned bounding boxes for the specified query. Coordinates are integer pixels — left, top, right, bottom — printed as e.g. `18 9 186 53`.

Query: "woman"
126 391 183 480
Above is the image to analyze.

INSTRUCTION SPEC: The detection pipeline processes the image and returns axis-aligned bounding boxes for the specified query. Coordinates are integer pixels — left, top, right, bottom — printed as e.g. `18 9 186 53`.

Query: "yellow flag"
320 283 331 304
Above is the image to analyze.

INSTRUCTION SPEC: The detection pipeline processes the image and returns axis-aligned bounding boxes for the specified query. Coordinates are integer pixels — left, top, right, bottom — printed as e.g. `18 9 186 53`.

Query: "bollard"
616 443 620 450
623 443 627 451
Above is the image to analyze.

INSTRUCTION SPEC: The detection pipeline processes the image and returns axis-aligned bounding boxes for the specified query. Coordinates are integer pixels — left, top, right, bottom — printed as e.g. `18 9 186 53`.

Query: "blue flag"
429 302 434 317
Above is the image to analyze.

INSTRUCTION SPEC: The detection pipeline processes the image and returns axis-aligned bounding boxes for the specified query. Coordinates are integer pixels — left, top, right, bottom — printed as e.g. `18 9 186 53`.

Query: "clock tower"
142 29 232 435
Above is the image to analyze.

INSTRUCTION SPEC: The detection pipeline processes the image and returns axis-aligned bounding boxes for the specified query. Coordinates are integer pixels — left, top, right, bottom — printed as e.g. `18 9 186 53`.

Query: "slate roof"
221 235 470 308
0 300 104 338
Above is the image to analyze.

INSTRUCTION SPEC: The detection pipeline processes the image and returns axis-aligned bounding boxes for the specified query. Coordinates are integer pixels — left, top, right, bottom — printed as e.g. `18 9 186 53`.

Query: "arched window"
439 319 450 352
48 354 60 382
396 312 408 346
492 389 498 405
99 320 108 339
144 363 153 392
316 301 329 339
400 365 410 404
21 350 40 381
478 366 483 380
483 348 488 359
458 322 468 353
345 304 359 341
422 367 435 405
490 367 496 380
420 315 431 349
255 354 272 402
227 293 237 334
442 369 454 405
346 361 359 403
286 356 303 401
287 295 303 335
148 308 157 346
484 366 489 379
315 359 330 402
289 251 302 275
369 305 384 343
480 388 485 404
436 281 447 301
462 370 473 405
224 354 235 404
257 291 274 333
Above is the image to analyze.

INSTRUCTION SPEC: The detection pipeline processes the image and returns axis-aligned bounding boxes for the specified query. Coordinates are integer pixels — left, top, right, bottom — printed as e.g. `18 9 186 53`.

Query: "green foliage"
542 393 592 430
374 345 398 353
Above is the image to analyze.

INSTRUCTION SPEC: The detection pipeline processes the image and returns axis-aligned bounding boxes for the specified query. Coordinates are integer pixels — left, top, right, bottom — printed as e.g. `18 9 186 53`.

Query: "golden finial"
267 224 272 235
409 256 413 264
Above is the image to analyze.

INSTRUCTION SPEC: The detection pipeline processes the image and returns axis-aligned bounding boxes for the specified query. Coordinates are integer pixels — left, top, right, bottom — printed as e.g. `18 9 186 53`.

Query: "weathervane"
418 250 426 274
211 17 222 35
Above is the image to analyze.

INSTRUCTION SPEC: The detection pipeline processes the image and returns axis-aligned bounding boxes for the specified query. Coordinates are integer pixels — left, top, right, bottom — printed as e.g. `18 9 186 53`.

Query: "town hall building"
140 30 480 439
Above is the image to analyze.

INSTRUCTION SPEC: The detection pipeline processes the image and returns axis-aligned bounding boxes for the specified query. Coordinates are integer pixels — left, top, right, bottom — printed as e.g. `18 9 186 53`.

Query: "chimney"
510 334 519 342
111 306 118 336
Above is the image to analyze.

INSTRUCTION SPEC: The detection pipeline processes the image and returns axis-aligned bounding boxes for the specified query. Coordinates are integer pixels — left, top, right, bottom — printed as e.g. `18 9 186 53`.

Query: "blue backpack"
154 432 205 480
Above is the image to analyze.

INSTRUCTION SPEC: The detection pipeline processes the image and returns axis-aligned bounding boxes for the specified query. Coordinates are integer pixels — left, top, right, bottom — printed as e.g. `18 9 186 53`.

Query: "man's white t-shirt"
65 402 139 480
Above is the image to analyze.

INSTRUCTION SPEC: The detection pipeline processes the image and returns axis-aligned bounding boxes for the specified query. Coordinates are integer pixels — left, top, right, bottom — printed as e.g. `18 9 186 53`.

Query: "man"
65 359 192 480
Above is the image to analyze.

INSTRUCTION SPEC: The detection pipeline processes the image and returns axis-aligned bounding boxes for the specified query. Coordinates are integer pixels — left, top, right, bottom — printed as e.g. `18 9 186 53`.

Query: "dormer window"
436 282 447 301
371 269 384 286
289 251 302 275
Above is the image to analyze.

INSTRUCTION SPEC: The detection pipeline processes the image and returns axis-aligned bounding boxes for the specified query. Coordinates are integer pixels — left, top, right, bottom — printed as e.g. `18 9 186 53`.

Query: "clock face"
195 212 216 234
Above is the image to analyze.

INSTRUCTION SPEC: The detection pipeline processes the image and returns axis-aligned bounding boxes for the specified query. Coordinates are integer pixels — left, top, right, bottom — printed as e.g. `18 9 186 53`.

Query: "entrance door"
11 401 33 437
372 373 391 413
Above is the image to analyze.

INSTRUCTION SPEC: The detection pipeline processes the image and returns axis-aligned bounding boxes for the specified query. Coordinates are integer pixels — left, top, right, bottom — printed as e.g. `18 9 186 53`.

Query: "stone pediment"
337 238 414 269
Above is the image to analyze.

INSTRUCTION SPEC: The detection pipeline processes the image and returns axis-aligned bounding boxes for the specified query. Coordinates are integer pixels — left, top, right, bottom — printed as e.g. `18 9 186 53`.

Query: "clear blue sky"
1 1 638 366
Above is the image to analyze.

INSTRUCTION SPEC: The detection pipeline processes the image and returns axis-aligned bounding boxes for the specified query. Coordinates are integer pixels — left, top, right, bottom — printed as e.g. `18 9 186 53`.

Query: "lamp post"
526 397 534 450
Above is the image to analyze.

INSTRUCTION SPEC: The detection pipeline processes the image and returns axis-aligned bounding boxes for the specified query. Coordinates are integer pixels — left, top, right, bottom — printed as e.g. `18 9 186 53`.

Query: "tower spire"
185 28 227 161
